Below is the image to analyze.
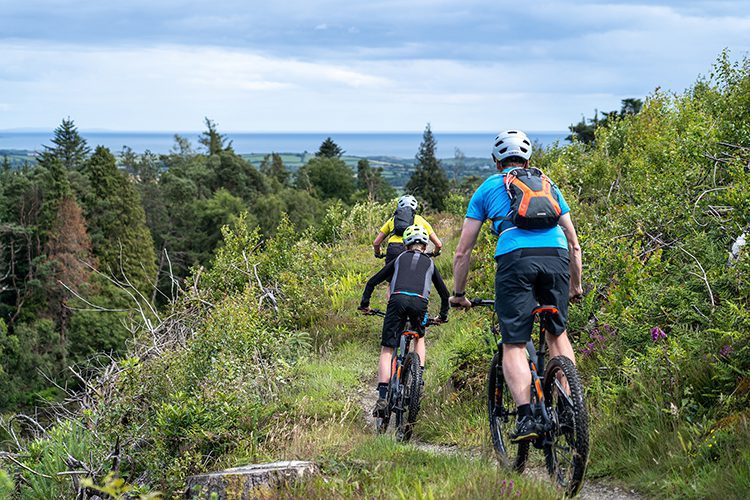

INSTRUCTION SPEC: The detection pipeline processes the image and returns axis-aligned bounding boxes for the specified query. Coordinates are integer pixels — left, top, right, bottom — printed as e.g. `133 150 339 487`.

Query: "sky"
1 1 749 132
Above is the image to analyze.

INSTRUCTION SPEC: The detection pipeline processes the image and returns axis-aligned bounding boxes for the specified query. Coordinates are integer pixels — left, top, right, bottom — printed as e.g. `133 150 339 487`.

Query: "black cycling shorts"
381 293 428 348
495 248 570 345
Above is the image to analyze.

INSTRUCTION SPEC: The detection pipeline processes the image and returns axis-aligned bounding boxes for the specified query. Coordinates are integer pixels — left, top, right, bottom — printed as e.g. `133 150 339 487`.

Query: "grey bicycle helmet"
491 130 532 162
398 195 418 210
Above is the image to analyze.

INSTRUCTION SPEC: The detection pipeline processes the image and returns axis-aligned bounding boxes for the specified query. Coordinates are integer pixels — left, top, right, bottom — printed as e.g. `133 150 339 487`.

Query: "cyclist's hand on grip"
569 286 583 303
358 305 371 314
450 295 472 310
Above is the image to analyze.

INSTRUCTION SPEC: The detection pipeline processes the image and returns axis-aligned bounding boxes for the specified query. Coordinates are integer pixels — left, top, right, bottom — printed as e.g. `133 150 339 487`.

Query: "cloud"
0 1 749 131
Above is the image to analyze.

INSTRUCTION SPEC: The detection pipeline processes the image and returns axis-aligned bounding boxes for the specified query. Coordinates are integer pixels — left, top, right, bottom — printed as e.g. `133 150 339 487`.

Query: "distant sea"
0 131 568 159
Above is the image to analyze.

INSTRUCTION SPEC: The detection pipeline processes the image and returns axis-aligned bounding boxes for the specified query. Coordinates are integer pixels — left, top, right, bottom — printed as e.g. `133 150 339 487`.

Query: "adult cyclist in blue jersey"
449 130 583 442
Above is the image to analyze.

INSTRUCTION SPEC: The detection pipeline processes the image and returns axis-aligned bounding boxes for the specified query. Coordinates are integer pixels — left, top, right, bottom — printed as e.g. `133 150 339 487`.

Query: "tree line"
0 118 454 411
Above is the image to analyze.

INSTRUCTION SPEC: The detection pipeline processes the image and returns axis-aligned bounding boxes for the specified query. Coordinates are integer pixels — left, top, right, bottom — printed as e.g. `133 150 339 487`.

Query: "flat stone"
185 460 317 499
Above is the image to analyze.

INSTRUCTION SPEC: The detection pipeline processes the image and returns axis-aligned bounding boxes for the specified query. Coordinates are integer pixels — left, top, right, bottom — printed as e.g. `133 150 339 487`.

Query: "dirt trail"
359 387 640 499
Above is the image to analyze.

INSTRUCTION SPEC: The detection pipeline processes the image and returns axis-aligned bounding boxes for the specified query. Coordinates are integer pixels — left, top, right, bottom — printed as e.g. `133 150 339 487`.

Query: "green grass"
275 434 558 499
285 341 372 419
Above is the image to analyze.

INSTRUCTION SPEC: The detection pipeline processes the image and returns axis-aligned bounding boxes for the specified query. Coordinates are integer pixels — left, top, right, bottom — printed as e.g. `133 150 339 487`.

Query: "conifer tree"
81 146 156 293
45 196 95 358
406 124 449 211
40 118 90 170
316 137 344 158
199 117 232 155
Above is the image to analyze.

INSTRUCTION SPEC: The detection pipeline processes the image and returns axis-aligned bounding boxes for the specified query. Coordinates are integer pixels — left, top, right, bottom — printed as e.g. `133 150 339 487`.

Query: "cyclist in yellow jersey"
373 195 443 264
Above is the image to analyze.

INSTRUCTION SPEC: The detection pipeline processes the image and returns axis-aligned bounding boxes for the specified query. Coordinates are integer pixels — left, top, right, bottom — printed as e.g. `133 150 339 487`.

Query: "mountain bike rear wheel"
542 355 589 496
396 352 422 442
487 352 529 471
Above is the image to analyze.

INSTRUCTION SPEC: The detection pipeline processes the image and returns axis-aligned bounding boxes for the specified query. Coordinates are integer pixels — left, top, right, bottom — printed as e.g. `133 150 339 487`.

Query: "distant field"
240 153 494 187
1 149 495 188
0 149 39 169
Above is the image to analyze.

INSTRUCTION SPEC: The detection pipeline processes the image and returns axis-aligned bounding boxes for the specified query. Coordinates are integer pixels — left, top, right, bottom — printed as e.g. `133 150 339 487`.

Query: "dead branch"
253 264 279 312
0 451 54 478
678 245 716 310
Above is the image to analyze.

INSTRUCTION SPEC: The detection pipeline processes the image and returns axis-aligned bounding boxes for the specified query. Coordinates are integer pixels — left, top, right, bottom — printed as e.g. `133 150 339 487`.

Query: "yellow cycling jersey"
380 214 434 244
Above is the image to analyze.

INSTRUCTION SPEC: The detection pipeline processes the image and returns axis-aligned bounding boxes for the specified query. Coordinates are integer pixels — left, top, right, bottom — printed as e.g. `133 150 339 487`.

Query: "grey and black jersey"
360 250 450 318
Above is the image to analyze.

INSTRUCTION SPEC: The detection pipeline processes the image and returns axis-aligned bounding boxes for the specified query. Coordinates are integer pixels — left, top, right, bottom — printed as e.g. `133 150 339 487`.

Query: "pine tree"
406 124 449 211
40 118 91 170
45 196 96 359
198 117 232 155
316 137 344 158
81 146 157 293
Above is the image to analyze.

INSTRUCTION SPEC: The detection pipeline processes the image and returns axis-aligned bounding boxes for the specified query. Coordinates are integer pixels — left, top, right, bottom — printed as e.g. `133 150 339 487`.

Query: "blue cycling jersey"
466 168 570 257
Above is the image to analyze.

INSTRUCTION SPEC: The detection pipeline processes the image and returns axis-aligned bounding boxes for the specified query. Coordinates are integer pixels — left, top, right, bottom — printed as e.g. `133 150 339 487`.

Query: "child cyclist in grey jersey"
358 225 450 417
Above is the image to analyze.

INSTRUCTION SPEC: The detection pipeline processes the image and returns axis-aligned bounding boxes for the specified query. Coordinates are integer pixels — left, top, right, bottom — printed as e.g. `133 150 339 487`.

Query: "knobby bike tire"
487 352 529 471
396 352 422 442
542 355 589 497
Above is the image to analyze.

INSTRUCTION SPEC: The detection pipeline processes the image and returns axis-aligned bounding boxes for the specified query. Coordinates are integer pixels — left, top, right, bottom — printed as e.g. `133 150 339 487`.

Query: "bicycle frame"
389 328 419 410
479 300 565 440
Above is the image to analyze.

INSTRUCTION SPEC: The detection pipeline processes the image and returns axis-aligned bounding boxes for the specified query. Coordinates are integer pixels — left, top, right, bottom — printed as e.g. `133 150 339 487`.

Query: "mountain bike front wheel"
395 352 422 442
487 352 529 471
542 355 589 496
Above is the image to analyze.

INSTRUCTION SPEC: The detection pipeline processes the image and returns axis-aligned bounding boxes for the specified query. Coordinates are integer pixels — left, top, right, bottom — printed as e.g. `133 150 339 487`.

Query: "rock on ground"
185 460 317 499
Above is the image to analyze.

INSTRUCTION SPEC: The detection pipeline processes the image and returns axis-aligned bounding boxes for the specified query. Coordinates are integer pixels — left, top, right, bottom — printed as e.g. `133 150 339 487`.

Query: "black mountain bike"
471 298 589 496
363 309 443 441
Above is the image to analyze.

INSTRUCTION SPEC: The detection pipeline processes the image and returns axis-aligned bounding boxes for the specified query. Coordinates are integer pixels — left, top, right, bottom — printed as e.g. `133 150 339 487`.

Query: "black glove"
439 315 448 324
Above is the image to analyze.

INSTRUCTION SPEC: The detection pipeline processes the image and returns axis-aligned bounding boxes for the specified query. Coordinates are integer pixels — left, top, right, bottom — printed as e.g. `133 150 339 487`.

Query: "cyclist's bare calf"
378 338 427 384
378 347 394 384
546 330 575 364
502 344 532 405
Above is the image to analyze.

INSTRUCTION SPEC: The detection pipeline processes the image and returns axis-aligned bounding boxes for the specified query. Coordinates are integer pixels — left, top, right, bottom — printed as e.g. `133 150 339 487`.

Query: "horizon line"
0 128 569 135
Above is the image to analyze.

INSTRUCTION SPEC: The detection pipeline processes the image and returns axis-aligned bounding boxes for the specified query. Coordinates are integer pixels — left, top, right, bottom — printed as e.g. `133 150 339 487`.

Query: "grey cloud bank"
0 1 748 131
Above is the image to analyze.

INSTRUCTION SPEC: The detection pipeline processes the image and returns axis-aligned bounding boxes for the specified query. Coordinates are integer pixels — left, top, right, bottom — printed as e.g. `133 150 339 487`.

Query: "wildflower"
719 344 734 358
650 326 667 342
580 342 596 357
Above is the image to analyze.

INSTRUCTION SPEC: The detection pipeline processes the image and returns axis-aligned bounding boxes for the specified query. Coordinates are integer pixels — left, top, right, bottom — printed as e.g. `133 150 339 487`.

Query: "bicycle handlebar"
363 308 386 317
470 298 495 307
360 308 446 326
374 251 439 259
450 297 494 308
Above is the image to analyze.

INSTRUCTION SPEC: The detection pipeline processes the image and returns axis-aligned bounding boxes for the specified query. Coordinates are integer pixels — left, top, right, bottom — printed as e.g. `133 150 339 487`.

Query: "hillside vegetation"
2 53 750 498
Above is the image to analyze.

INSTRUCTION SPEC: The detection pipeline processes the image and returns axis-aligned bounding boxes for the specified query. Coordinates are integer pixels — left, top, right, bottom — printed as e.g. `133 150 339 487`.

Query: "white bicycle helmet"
491 130 532 162
403 224 429 246
398 194 418 210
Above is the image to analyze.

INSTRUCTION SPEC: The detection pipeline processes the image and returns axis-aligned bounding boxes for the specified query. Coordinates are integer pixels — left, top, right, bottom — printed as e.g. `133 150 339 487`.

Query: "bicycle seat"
532 305 559 317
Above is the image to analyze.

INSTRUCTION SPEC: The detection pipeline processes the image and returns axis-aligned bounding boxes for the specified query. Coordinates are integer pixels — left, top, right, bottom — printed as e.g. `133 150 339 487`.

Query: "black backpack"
393 206 416 236
500 167 562 230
